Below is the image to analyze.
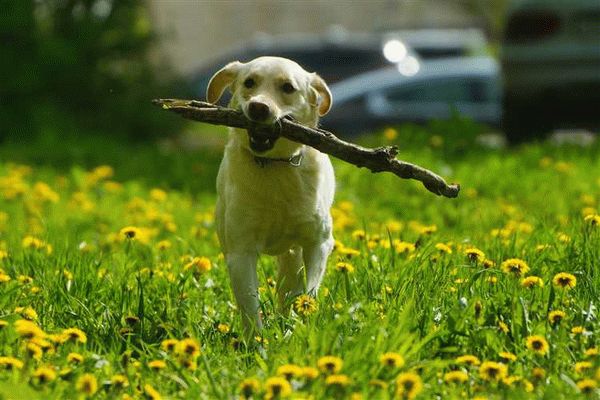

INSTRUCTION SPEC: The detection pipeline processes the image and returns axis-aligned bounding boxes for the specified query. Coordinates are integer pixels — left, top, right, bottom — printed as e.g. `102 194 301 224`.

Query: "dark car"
323 57 501 136
501 0 600 142
191 29 487 102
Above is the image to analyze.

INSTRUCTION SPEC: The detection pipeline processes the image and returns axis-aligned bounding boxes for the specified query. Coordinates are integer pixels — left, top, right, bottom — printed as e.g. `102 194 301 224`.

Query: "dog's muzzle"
248 128 279 153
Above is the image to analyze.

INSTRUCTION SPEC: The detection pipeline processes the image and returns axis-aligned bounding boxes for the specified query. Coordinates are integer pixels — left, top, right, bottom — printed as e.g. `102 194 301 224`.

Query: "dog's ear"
309 74 332 116
206 61 243 104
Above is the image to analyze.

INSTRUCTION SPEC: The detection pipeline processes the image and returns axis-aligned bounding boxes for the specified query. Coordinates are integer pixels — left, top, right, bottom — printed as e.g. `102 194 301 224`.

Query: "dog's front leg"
226 252 262 338
302 237 334 296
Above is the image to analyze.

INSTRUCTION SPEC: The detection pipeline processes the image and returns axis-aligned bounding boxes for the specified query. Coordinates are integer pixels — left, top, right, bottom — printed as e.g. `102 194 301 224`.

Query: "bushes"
0 0 185 142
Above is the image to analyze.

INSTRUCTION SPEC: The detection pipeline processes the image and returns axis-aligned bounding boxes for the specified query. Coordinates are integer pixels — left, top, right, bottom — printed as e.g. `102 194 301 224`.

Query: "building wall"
149 0 479 75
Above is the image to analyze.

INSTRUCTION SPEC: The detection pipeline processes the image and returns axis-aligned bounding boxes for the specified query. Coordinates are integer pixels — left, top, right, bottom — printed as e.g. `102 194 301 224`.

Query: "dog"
206 56 335 337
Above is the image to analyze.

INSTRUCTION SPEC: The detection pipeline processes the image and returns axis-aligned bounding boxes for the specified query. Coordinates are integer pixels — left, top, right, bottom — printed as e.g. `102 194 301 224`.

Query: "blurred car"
323 57 501 136
190 28 487 101
501 0 600 142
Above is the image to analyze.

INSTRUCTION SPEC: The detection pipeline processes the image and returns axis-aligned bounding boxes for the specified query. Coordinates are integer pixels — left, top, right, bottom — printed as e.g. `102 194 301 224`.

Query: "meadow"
0 121 599 399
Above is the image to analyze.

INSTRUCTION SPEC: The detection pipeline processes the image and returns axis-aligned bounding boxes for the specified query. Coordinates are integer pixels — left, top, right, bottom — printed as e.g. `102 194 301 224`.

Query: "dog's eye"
243 78 255 89
282 82 296 94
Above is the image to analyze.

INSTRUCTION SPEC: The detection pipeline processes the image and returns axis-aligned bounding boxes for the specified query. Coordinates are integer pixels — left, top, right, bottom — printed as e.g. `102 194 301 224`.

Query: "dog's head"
206 56 332 155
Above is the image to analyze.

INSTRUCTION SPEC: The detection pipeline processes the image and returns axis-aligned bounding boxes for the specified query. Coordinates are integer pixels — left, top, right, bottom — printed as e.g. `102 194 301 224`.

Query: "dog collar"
253 151 304 168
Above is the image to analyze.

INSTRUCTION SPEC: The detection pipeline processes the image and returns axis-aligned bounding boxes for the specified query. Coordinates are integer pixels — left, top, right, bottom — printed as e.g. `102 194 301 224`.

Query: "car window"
384 77 488 103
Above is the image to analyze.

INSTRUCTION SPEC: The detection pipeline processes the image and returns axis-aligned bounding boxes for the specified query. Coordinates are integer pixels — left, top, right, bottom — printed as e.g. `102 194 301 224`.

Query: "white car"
323 57 501 136
501 0 600 142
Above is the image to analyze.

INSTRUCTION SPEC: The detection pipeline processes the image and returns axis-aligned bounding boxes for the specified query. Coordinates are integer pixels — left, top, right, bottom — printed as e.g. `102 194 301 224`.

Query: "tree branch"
152 98 460 198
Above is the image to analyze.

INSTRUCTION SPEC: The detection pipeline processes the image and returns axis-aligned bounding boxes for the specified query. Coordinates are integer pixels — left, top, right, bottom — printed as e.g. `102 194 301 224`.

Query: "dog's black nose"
247 101 270 122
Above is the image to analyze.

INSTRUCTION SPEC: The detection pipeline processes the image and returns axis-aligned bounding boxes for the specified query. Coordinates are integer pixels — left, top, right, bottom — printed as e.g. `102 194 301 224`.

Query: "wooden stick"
152 99 460 198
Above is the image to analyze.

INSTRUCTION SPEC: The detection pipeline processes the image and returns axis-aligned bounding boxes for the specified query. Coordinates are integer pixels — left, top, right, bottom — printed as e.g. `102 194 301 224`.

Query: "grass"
0 120 599 399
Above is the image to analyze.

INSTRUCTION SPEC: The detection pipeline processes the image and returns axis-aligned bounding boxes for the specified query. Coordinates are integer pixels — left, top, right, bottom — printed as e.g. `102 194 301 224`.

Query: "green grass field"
0 122 599 399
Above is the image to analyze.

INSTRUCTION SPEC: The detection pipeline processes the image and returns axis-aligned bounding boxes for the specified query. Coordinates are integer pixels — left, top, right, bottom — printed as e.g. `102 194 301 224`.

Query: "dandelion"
335 262 355 274
521 276 544 288
455 354 480 366
380 352 405 368
325 374 351 387
15 306 38 320
501 258 529 276
110 374 129 388
217 323 230 334
14 319 44 339
76 373 98 396
444 370 469 384
552 272 576 289
156 240 172 251
395 372 423 399
60 328 87 344
584 347 599 358
176 338 201 359
161 339 178 352
526 335 549 356
144 384 162 400
148 360 167 371
531 367 546 381
369 379 389 389
239 378 260 399
277 364 303 380
25 343 43 360
572 326 586 335
548 310 566 325
124 315 140 326
302 366 319 380
499 351 517 362
584 214 600 226
575 361 593 374
435 243 452 254
32 366 57 384
0 320 8 330
179 357 197 371
465 247 485 263
265 376 292 399
183 257 212 275
479 361 508 381
384 127 398 141
120 226 142 240
577 379 597 394
67 352 84 364
317 356 343 374
294 294 318 317
0 356 24 370
498 320 510 334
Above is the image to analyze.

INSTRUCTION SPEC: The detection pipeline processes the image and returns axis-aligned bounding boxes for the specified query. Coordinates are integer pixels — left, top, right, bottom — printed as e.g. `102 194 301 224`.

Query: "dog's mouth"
248 132 277 153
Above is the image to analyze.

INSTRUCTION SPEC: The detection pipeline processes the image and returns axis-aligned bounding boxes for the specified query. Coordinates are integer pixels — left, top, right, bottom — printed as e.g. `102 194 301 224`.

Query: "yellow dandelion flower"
526 335 549 356
369 379 389 389
294 294 318 317
521 276 544 288
161 338 178 352
110 374 129 388
572 326 587 335
577 379 597 394
15 319 44 339
176 338 201 359
335 262 354 274
277 364 303 380
0 320 8 330
500 258 529 276
584 214 600 226
483 259 496 269
444 370 468 384
325 373 351 387
575 361 593 374
552 272 576 289
498 320 510 334
395 372 423 399
338 246 361 258
15 306 38 320
67 352 84 364
76 373 98 396
183 256 212 275
455 354 480 366
351 229 366 240
531 367 546 380
499 351 517 362
239 378 260 399
25 342 43 360
0 356 24 370
465 247 485 263
32 366 56 384
584 347 599 358
148 360 167 371
119 226 142 240
380 352 405 368
317 355 343 374
265 376 292 399
479 361 508 381
60 328 87 344
435 243 452 254
144 384 162 400
217 323 230 334
548 310 566 325
302 366 319 380
384 127 398 141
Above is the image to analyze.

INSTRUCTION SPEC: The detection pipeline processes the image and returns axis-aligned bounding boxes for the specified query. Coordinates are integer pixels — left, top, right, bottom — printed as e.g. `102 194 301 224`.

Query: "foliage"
0 0 185 142
0 126 599 399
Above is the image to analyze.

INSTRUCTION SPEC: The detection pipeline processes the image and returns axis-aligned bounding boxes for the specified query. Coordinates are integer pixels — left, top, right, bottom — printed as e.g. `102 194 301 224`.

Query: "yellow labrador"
206 57 334 336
